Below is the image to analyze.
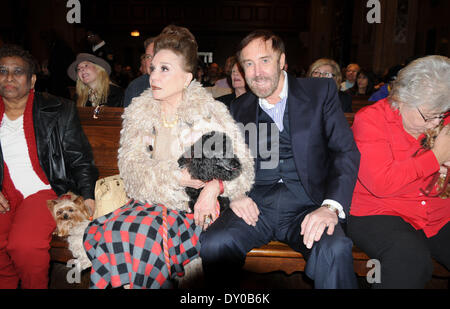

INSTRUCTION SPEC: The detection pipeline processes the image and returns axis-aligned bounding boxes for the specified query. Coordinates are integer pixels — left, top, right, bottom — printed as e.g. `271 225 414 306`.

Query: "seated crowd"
35 28 396 110
0 24 448 290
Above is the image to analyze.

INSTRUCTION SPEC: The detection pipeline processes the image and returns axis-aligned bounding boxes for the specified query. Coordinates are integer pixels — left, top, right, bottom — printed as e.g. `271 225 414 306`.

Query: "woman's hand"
179 169 205 189
440 162 449 175
193 180 221 230
0 192 10 214
432 125 450 165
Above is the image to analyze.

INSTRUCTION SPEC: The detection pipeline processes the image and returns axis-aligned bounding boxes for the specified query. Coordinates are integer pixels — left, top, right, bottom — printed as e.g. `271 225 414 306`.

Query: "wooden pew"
76 107 122 178
50 107 450 281
352 97 373 113
50 107 123 263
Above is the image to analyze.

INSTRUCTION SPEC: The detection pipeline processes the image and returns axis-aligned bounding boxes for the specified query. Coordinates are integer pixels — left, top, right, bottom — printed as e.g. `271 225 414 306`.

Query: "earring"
182 85 187 100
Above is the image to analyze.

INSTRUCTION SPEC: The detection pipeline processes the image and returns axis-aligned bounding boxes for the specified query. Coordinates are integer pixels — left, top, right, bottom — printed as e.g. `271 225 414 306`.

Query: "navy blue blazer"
230 75 360 216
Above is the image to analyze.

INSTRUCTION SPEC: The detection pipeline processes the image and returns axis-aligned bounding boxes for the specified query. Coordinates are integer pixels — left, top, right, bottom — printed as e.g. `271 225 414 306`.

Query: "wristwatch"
321 204 339 216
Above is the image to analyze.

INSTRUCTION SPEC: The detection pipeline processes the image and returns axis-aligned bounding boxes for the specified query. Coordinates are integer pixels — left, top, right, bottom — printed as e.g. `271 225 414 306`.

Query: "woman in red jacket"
348 55 450 289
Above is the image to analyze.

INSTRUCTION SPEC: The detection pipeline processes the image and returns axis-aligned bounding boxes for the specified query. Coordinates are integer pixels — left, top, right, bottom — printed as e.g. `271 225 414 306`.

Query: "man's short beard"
247 65 282 99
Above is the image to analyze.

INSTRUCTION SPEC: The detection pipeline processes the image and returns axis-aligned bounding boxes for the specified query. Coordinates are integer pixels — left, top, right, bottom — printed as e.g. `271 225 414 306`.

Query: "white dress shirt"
258 71 345 219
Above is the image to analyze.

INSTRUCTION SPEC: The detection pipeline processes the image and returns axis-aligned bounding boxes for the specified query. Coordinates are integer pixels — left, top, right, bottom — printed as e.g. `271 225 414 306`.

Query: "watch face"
322 204 339 216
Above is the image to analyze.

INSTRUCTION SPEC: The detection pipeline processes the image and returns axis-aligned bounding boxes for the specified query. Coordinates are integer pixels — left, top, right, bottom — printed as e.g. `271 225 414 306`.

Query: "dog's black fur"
178 131 242 213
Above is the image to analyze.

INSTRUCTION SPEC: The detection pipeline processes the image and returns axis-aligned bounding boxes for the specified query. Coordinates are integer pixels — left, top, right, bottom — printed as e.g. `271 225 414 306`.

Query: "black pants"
200 183 358 289
348 215 450 289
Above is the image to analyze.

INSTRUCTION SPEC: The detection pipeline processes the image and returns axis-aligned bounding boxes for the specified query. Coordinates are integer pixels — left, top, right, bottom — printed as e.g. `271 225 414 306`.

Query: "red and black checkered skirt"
83 199 202 289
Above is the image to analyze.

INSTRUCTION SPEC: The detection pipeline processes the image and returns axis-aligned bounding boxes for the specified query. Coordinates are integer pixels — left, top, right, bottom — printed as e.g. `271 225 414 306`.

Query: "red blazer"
351 99 449 237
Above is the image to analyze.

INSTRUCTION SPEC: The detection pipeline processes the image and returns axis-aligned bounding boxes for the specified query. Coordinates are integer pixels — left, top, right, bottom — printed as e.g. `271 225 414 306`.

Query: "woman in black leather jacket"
0 44 98 289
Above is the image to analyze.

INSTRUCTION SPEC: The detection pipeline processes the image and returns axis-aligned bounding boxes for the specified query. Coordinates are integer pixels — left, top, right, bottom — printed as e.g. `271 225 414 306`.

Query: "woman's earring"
182 84 189 99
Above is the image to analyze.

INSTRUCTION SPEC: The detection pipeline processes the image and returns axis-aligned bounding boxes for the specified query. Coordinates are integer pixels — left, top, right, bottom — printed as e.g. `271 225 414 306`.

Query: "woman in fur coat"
83 26 254 289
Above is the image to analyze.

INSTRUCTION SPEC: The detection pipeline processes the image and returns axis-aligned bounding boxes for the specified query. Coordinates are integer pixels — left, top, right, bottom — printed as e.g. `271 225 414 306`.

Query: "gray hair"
389 55 450 112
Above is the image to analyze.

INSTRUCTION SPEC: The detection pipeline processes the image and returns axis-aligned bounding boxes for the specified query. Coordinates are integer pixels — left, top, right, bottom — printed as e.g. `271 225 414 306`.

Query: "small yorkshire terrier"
47 192 91 237
419 120 449 199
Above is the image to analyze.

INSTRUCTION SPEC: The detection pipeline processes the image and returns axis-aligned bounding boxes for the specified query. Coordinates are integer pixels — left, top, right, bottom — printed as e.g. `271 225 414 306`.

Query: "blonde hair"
307 58 342 89
75 63 111 107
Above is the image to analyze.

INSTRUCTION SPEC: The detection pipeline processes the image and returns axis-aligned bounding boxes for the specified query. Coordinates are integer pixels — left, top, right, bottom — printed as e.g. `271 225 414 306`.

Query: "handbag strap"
161 205 172 278
160 201 221 279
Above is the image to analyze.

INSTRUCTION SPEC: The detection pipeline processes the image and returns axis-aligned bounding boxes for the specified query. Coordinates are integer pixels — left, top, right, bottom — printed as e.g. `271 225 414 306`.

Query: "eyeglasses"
417 107 449 123
0 67 27 77
312 71 335 78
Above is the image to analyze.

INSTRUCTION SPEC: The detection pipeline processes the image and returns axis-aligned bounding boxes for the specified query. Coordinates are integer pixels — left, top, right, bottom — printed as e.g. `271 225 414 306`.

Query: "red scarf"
0 90 49 209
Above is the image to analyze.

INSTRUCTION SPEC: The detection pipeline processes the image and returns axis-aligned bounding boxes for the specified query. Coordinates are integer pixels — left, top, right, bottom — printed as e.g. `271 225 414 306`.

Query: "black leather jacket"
0 92 98 199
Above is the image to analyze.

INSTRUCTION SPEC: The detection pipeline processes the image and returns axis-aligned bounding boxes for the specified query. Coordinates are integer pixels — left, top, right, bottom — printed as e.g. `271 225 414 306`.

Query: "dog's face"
47 193 90 237
421 120 444 149
178 131 242 182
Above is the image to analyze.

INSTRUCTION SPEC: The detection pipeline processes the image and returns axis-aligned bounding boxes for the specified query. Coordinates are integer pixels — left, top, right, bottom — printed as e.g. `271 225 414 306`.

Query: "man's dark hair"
0 44 37 78
236 29 285 62
87 28 102 37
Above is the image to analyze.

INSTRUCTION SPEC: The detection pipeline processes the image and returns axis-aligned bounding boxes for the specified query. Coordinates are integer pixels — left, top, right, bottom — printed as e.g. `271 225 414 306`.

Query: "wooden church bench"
50 108 449 280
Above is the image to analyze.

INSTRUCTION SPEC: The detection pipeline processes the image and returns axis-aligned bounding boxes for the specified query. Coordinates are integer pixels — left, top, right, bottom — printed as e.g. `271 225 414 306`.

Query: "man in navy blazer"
199 30 360 289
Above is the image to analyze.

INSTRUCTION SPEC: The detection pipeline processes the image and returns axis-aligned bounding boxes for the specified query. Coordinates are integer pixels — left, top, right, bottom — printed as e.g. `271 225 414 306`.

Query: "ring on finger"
203 214 212 226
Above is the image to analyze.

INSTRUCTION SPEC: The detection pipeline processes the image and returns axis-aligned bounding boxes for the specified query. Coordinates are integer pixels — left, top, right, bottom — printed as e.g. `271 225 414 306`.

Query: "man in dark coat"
123 37 154 108
200 30 361 289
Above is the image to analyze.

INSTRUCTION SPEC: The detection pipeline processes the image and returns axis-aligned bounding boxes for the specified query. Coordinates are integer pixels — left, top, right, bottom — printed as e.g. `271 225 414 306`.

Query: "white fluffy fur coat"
118 81 254 212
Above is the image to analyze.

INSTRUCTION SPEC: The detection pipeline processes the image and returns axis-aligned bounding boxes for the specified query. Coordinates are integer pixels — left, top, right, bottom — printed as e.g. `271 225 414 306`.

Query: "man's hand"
0 192 10 214
230 196 260 227
300 206 338 249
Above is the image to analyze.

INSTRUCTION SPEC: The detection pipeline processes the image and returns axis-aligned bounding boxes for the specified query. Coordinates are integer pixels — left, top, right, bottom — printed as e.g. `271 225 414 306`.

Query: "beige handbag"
94 175 129 219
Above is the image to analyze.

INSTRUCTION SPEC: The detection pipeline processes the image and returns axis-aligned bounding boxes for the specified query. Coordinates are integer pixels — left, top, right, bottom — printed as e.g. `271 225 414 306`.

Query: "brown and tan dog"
47 192 91 237
420 121 449 199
